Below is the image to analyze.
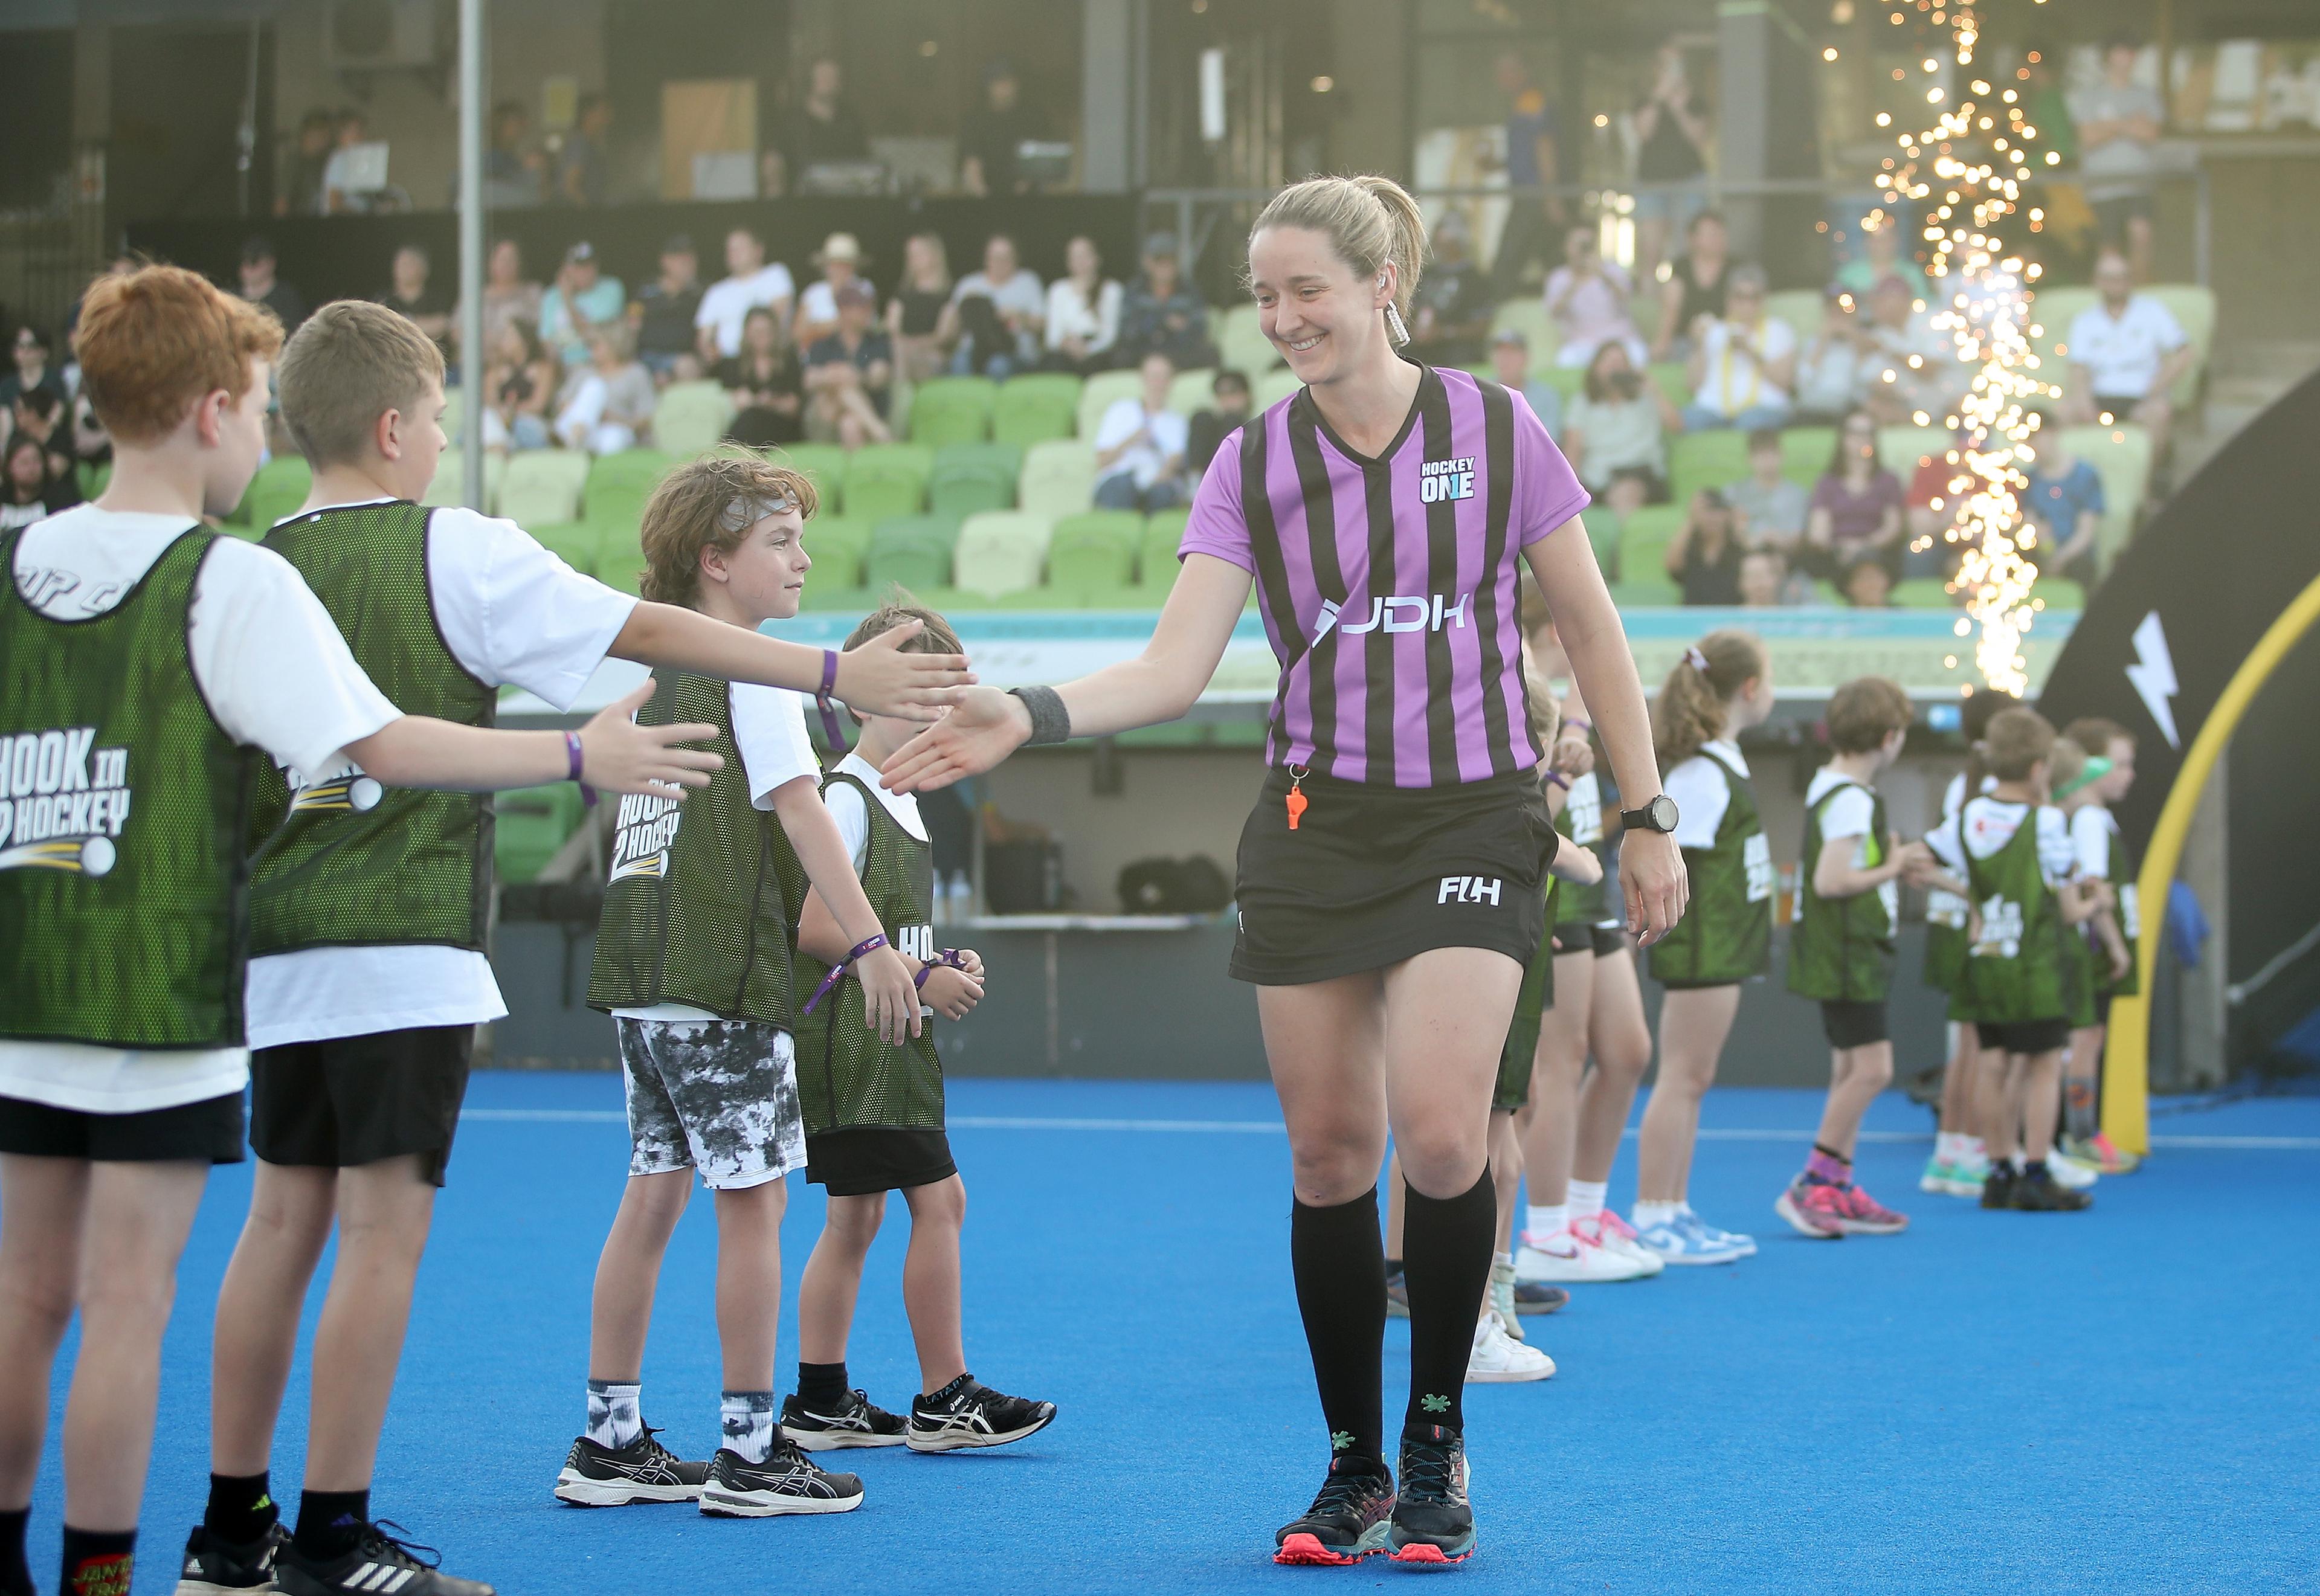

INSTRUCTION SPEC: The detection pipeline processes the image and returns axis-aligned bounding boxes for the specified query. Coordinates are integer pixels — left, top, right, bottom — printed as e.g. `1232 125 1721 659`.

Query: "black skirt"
1229 765 1558 986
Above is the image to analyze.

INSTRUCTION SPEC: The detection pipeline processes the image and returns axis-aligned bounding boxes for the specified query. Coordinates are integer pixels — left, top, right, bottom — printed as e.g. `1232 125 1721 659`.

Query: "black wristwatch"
1620 794 1680 834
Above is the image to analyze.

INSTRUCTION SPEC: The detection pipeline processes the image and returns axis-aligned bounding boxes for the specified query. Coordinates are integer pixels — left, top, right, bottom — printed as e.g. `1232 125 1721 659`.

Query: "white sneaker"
1466 1314 1555 1383
2044 1150 2099 1189
1680 1203 1757 1258
1574 1211 1666 1276
1487 1257 1524 1341
1514 1224 1656 1284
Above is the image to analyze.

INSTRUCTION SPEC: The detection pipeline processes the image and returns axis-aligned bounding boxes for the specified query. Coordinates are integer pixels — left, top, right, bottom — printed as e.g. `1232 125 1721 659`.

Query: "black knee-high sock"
1289 1187 1387 1470
1399 1168 1496 1438
0 1507 30 1596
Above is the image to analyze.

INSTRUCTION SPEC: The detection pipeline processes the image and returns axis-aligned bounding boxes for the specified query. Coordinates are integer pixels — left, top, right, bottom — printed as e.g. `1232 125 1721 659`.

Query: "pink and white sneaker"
1573 1211 1666 1276
1513 1222 1656 1284
1774 1177 1848 1238
1829 1180 1909 1235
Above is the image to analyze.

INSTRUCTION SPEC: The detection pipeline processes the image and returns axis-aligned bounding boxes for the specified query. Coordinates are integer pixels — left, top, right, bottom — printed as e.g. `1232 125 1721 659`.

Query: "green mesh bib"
1786 779 1896 1004
247 502 495 954
1648 751 1771 987
1494 881 1559 1111
1947 805 2069 1026
793 771 944 1136
1 527 254 1047
1552 771 1608 928
588 670 799 1025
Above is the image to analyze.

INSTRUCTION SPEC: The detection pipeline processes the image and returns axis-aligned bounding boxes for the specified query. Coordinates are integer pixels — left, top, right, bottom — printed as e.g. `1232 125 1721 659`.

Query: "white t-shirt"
952 269 1046 324
2066 298 2186 401
797 276 874 330
1093 399 1188 491
1945 796 2077 884
242 501 638 1049
613 683 822 1025
2069 803 2113 880
1805 765 1896 923
821 748 927 875
696 264 799 358
1044 277 1121 355
3 507 401 1112
1693 317 1797 414
1664 738 1747 851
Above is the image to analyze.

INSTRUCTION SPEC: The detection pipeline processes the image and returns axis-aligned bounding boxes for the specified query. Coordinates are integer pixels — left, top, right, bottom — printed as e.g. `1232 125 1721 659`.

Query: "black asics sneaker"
1272 1455 1395 1566
174 1519 288 1593
781 1388 908 1451
905 1374 1057 1452
1387 1426 1476 1565
553 1425 711 1505
2010 1164 2093 1212
1979 1160 2018 1211
697 1440 865 1517
271 1520 494 1596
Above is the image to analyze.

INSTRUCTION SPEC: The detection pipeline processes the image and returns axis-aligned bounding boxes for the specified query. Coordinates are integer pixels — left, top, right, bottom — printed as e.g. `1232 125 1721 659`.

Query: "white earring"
1384 303 1411 345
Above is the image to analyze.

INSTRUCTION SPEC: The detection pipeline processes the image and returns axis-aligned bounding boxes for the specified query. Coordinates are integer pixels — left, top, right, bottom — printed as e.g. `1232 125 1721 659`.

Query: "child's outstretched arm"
347 680 720 797
776 778 927 1044
611 605 973 721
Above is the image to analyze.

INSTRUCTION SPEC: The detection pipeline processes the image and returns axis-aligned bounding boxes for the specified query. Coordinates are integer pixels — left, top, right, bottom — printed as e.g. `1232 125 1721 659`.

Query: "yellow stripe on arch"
2104 570 2320 1155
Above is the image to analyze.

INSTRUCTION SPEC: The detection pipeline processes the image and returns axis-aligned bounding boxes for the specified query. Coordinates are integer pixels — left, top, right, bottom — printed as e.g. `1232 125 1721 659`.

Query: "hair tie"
2052 754 2113 802
718 495 787 533
1685 646 1709 673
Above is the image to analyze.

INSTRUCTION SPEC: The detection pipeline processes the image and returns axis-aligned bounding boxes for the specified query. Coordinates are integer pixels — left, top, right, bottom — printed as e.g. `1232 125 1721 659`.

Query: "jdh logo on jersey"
896 923 935 960
608 793 682 881
1971 894 2025 959
1313 592 1471 643
1439 875 1503 906
0 726 131 877
1419 456 1478 503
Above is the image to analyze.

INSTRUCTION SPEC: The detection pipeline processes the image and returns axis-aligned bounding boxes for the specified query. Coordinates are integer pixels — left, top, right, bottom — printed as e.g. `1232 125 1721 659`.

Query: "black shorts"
1976 1018 2070 1055
250 1025 473 1187
1230 765 1556 986
1820 999 1890 1050
0 1090 245 1164
806 1127 957 1197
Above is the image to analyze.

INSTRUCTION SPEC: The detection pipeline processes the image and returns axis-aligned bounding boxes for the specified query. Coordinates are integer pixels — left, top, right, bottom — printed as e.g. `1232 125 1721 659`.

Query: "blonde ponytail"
1250 173 1429 343
1652 629 1765 769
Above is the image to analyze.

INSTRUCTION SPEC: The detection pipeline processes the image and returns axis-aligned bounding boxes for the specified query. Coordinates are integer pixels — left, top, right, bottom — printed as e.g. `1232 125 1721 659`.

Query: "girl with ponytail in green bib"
1632 631 1776 1265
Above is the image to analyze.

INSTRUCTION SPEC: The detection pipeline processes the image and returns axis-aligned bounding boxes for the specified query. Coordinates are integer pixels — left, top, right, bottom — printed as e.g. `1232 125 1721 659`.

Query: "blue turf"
25 1078 2320 1594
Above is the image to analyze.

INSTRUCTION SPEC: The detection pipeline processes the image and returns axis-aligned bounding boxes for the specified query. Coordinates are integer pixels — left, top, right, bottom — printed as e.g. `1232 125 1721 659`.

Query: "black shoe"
271 1520 494 1596
1387 1426 1476 1565
553 1425 710 1506
2011 1163 2093 1212
1272 1454 1394 1566
174 1520 288 1593
1979 1160 2018 1210
697 1441 865 1517
905 1374 1057 1452
1513 1280 1571 1314
781 1388 909 1451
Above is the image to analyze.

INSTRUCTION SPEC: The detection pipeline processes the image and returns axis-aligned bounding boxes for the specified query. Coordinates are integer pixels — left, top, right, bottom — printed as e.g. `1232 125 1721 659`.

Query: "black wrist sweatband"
1010 685 1071 746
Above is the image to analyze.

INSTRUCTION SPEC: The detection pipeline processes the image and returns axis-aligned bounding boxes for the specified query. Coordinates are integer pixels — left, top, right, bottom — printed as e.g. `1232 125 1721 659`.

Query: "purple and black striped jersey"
1178 363 1591 787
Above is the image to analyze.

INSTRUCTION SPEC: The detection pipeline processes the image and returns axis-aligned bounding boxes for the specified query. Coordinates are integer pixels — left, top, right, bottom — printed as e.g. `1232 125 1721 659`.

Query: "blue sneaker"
1681 1205 1756 1258
1632 1211 1742 1266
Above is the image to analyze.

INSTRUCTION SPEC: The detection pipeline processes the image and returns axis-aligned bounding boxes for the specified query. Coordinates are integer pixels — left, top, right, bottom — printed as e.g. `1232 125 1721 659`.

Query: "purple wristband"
814 648 850 753
912 948 967 989
564 730 596 808
1545 768 1571 790
802 932 889 1014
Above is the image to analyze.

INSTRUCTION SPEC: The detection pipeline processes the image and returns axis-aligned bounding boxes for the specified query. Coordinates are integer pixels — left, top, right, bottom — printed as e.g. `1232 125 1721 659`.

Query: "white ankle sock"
1524 1203 1568 1239
1935 1131 1961 1160
720 1390 777 1466
1633 1199 1680 1229
1567 1179 1608 1222
585 1380 642 1449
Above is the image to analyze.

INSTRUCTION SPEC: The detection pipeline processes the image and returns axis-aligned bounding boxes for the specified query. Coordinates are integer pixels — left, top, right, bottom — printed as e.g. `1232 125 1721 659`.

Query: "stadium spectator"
7 390 75 484
459 237 544 368
1737 545 1794 608
718 304 805 448
1724 427 1808 549
1488 329 1562 435
1860 274 1961 425
886 231 956 385
949 234 1045 379
1665 487 1746 606
1633 45 1713 288
2073 37 2165 282
805 283 895 446
1544 222 1645 368
0 431 80 530
1562 337 1677 517
1683 264 1796 431
320 110 381 214
554 324 655 454
557 92 613 207
1793 285 1865 424
1410 214 1492 367
1805 409 1905 579
961 59 1042 196
539 241 625 368
2061 247 2191 471
1840 556 1895 608
485 100 546 207
1 326 68 415
2022 431 2107 588
1901 440 1963 578
765 58 870 196
376 244 452 361
1834 218 1931 305
1115 233 1213 370
69 390 108 469
236 237 308 335
1092 352 1189 513
1486 53 1567 297
1185 368 1252 479
697 226 796 361
630 233 704 382
1044 234 1123 374
276 108 335 216
482 318 558 453
795 232 872 348
1651 209 1730 362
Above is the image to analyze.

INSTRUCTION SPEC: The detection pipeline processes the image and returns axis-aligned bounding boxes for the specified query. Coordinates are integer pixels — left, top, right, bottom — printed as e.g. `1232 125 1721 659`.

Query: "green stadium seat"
77 460 111 501
991 373 1083 446
1533 364 1585 404
2148 285 2216 405
1018 439 1097 518
1890 578 1958 609
799 583 873 612
952 510 1056 599
842 443 934 523
2031 578 2084 610
1877 423 1949 481
927 441 1023 520
803 514 871 589
592 525 645 594
494 784 585 884
584 447 675 513
1780 426 1837 487
907 376 996 448
498 449 591 529
230 454 312 532
1629 287 1663 344
525 521 599 579
1580 508 1621 579
651 381 733 456
1610 577 1681 607
1076 369 1143 440
1668 430 1751 510
1254 368 1303 411
1045 511 1142 599
1648 362 1691 408
421 449 502 513
771 442 849 510
1216 303 1281 377
865 518 953 593
439 387 463 440
1812 579 1845 605
1762 291 1824 344
1140 506 1192 586
1616 504 1685 587
2055 422 2153 570
1165 367 1219 417
1491 298 1558 358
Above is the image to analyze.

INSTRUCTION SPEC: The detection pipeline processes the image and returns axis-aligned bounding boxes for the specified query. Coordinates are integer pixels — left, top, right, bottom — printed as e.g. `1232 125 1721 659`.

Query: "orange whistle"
1286 785 1307 831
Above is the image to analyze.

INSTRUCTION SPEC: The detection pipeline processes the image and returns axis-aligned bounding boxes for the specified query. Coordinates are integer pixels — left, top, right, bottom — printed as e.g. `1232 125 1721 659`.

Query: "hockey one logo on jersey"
608 792 682 881
895 922 935 961
280 759 384 816
1312 591 1471 643
1418 455 1478 503
1439 875 1503 906
0 726 131 877
1971 893 2024 959
1743 834 1774 903
1564 774 1602 847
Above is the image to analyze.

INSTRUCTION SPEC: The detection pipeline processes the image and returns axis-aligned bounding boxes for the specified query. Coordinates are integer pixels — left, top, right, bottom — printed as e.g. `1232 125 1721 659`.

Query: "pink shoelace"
1834 1182 1901 1222
1591 1209 1643 1244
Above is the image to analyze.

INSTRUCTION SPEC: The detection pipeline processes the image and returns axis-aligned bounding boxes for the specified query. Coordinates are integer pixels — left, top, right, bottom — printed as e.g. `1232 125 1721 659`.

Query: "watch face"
1651 794 1679 831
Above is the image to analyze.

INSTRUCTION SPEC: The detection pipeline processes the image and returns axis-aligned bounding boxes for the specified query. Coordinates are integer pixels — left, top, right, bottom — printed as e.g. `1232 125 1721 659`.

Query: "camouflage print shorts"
616 1018 805 1190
